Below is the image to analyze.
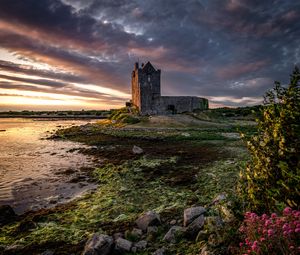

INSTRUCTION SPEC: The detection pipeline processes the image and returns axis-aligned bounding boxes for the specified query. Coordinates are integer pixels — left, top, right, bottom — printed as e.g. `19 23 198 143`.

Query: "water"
0 118 97 214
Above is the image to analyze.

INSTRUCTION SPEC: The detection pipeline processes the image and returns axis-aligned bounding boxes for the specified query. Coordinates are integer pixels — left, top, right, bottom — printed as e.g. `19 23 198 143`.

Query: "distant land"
0 110 110 119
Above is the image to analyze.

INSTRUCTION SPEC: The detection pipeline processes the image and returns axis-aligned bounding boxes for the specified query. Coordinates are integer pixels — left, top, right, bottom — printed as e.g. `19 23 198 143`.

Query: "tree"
240 67 300 212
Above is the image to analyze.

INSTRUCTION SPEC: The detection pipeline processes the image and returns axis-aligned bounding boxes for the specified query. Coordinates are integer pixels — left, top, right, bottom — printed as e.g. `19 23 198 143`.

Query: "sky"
0 0 299 111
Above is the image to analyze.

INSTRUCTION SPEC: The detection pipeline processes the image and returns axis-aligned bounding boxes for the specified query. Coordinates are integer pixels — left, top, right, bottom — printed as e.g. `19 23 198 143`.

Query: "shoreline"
0 115 106 119
0 115 255 255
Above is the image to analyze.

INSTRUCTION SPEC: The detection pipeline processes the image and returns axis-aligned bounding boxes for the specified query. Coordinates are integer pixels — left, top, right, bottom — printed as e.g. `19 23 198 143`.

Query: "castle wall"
152 96 208 114
131 61 208 115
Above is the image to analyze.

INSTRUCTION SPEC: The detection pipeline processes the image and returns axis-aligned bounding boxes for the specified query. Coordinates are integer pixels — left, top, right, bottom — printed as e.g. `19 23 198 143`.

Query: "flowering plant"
238 207 300 254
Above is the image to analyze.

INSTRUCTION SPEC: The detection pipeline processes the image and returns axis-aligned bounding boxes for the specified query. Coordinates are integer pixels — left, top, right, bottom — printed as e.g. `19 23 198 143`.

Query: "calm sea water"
0 118 96 214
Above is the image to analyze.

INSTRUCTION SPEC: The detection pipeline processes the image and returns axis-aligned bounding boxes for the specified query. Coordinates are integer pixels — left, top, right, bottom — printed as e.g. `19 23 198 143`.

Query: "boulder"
136 211 161 231
132 145 143 154
115 238 132 253
186 214 205 237
0 205 16 226
163 226 184 243
134 240 147 251
183 206 206 227
82 234 113 255
152 248 165 255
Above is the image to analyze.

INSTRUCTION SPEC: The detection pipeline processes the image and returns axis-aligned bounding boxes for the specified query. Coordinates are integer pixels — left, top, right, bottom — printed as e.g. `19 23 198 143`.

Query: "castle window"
148 75 151 82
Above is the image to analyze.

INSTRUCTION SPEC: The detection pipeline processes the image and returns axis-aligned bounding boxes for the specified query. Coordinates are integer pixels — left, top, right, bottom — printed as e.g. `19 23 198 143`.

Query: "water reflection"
0 118 96 214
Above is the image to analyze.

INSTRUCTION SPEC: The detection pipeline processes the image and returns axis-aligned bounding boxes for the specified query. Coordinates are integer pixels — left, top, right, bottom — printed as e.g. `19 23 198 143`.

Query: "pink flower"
283 207 292 215
251 241 258 251
264 219 272 226
271 213 277 219
268 229 274 237
295 228 300 233
283 223 289 231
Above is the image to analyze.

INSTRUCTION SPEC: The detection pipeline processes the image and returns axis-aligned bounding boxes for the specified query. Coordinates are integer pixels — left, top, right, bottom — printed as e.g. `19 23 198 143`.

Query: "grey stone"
0 205 16 226
212 193 227 204
115 238 132 253
113 232 124 240
183 206 206 227
82 234 113 255
147 226 158 234
131 228 143 238
186 215 205 236
134 240 147 250
170 219 177 225
163 226 184 243
41 251 54 255
136 211 161 231
152 248 166 255
132 145 143 154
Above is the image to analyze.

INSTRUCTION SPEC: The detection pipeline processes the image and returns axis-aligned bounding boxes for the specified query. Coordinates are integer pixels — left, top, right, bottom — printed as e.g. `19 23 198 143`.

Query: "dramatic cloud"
0 0 299 110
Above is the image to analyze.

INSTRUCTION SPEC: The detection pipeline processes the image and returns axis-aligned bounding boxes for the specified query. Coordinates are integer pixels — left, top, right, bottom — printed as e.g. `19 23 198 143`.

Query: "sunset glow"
0 0 299 110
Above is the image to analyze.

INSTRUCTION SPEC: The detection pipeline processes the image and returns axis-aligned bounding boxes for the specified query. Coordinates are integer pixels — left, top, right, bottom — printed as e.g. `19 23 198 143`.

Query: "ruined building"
131 61 208 115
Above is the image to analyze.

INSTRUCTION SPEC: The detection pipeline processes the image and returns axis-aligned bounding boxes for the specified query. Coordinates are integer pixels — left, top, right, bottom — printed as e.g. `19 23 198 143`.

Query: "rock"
147 226 158 234
134 240 147 251
152 248 165 255
186 215 205 237
136 211 161 231
170 219 177 225
40 250 54 255
125 229 140 242
132 228 143 236
132 145 143 154
196 230 209 242
0 205 16 226
115 238 133 253
212 193 227 205
113 232 124 240
199 245 213 255
183 206 206 227
163 226 184 243
82 233 113 255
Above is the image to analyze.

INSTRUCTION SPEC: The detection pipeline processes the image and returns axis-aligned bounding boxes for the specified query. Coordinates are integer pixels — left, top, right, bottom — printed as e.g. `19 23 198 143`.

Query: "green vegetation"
0 114 251 254
239 67 300 212
109 106 141 124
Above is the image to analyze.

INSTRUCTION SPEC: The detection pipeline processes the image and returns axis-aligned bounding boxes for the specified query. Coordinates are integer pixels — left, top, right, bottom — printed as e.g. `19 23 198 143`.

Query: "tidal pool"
0 118 97 214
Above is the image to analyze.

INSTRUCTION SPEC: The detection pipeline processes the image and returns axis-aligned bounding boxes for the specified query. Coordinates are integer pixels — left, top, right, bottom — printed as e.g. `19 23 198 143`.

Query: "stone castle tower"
131 61 208 115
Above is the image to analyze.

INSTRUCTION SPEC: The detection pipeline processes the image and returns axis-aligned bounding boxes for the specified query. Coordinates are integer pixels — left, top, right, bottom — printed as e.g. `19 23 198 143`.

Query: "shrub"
238 207 300 255
239 67 300 212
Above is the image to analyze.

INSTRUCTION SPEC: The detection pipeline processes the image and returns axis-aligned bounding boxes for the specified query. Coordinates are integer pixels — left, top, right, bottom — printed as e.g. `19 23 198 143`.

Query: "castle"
131 61 208 115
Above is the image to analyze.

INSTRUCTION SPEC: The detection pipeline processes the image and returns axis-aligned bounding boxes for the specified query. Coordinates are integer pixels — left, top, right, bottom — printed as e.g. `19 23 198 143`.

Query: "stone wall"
152 96 208 115
131 61 209 115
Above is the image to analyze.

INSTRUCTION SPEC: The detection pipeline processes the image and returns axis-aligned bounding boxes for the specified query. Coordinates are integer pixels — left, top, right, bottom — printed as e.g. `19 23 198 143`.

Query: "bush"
239 67 300 212
238 208 300 255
